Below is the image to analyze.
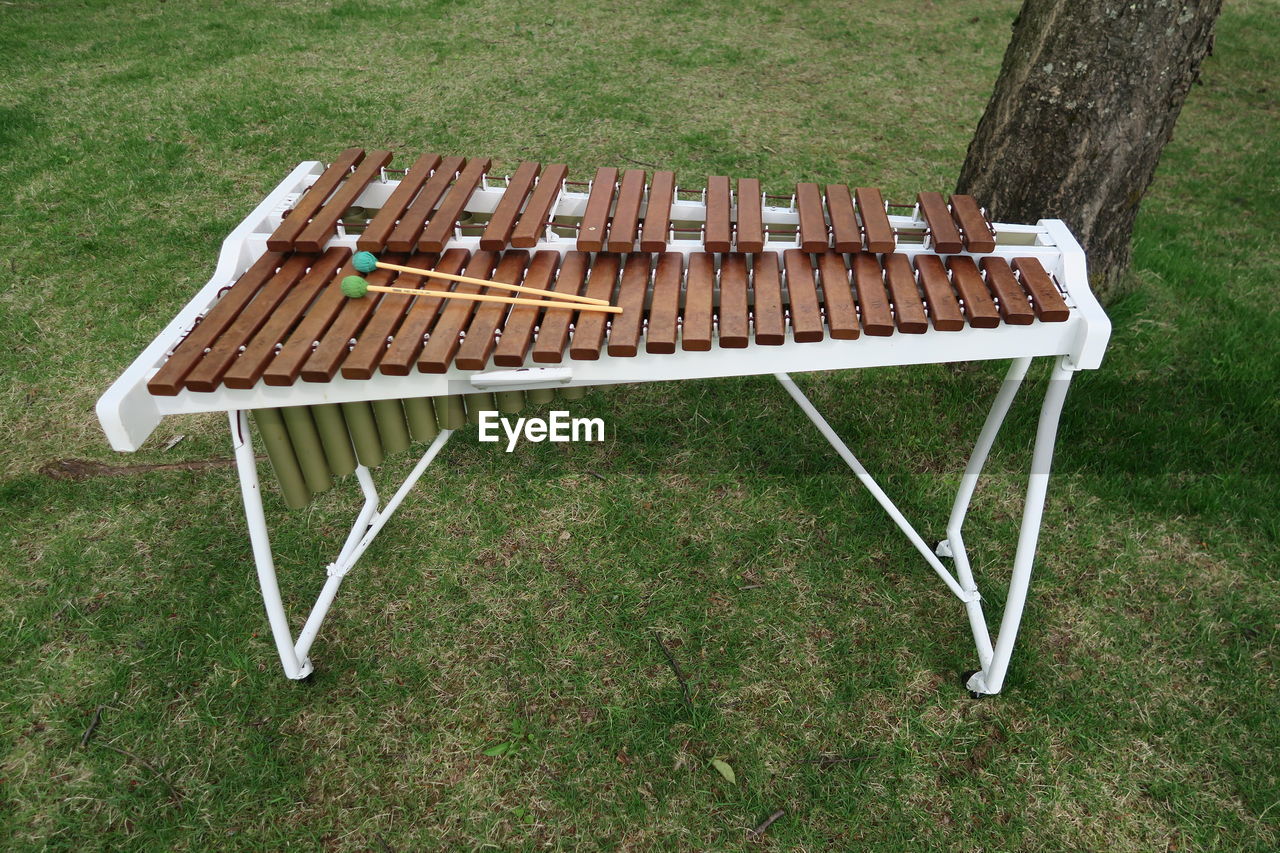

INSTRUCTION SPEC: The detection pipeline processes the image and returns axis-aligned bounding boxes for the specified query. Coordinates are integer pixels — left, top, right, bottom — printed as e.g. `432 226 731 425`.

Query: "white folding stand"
778 355 1073 696
228 354 1072 696
230 409 454 680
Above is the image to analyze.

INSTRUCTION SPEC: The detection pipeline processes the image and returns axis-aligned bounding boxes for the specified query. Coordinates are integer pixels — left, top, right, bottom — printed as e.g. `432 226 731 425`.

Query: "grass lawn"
1 0 1277 849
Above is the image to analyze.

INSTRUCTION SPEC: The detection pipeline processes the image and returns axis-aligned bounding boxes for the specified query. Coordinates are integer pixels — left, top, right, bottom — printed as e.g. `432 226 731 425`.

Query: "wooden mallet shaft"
342 278 622 314
368 259 612 308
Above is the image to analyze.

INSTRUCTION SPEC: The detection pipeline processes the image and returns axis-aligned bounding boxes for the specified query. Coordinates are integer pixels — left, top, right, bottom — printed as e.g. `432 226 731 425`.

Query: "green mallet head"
340 275 370 298
352 251 379 274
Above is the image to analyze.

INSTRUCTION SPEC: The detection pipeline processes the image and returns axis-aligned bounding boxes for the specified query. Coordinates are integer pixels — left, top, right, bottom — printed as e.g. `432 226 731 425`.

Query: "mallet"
352 251 610 308
340 276 622 314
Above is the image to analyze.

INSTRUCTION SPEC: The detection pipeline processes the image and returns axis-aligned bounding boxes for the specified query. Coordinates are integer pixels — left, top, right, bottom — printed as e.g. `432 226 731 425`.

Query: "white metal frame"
778 356 1074 696
224 356 1072 695
230 408 455 679
97 164 1109 452
98 160 1111 694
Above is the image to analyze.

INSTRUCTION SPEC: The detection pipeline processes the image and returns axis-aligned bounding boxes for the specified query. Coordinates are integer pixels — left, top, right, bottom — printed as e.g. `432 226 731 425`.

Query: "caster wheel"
960 670 986 699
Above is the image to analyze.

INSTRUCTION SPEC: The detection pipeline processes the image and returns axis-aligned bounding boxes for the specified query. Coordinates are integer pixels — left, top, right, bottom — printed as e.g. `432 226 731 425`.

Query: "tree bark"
957 0 1222 302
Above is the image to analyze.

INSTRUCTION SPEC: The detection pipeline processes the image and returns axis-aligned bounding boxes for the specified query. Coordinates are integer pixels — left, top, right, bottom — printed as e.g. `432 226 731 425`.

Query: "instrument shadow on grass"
1048 370 1280 540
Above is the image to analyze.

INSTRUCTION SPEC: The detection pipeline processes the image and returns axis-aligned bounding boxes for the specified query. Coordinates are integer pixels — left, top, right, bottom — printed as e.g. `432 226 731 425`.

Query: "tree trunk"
956 0 1222 302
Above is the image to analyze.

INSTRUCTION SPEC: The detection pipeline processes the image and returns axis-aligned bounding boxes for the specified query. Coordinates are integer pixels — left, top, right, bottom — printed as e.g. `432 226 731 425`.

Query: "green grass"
1 0 1278 849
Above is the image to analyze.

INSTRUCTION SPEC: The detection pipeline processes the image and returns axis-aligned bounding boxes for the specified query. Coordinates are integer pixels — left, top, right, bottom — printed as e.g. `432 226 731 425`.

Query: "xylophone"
98 149 1110 694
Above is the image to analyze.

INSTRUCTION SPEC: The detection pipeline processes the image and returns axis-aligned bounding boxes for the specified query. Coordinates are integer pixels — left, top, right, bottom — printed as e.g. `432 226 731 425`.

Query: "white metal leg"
941 357 1033 671
778 356 1076 696
291 467 381 663
229 409 454 679
230 352 1073 688
231 410 312 679
963 357 1075 696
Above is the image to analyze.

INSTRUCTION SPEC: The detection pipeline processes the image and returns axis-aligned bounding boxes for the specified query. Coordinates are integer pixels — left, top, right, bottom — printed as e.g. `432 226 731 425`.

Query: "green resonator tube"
251 387 590 509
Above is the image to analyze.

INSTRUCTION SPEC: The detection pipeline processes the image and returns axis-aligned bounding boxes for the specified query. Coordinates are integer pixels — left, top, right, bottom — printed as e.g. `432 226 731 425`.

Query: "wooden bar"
917 191 964 254
704 175 732 253
530 252 590 364
682 253 715 351
357 152 441 253
340 251 438 380
419 157 491 252
378 249 471 375
182 254 314 391
645 253 683 354
223 248 351 389
300 255 407 382
494 251 561 367
511 164 567 248
267 148 363 251
568 254 621 360
854 187 895 253
881 253 928 334
735 178 764 253
206 251 335 386
606 169 646 252
577 167 618 252
639 170 675 252
454 251 531 370
479 161 540 251
606 253 651 357
949 194 996 253
795 183 828 252
980 257 1035 325
782 249 824 342
851 252 894 336
947 256 1000 328
752 254 786 345
295 150 393 252
913 255 965 331
416 251 499 373
386 155 464 252
147 251 286 395
718 253 750 348
816 250 859 339
826 184 862 253
1011 257 1070 322
263 253 378 386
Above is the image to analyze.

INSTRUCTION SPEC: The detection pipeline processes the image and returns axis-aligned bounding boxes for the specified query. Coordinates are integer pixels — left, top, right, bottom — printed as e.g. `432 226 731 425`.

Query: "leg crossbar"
777 355 1076 696
229 410 453 679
